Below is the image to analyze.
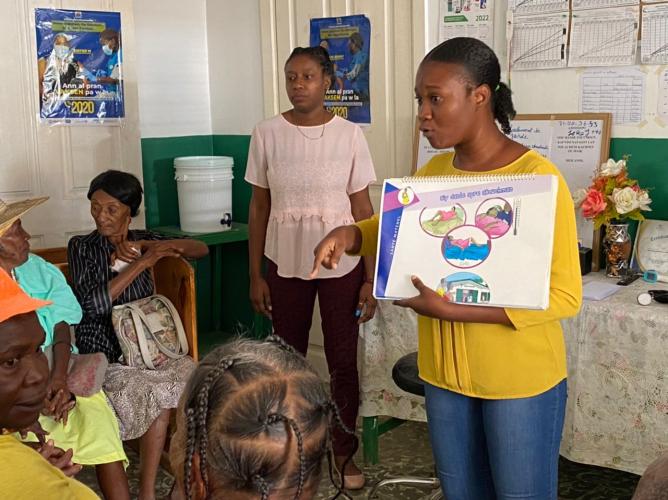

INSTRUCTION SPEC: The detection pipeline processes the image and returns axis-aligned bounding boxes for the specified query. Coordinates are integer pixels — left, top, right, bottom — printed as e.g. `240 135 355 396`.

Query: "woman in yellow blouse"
312 37 582 500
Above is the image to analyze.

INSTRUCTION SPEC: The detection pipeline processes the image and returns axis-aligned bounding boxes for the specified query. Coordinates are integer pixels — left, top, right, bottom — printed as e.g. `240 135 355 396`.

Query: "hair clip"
637 290 668 306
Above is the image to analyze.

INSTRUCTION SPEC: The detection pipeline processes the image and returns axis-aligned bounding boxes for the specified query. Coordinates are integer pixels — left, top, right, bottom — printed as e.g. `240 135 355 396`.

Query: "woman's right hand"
250 276 272 319
311 225 360 278
113 239 141 263
43 377 75 425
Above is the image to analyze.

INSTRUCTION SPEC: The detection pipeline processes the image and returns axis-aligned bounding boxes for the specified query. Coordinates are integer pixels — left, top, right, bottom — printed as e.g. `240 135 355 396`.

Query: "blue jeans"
424 379 567 500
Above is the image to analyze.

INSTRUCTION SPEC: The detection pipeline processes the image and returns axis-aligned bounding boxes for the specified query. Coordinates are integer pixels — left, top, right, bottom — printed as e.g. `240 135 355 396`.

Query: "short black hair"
424 37 516 134
285 46 334 80
87 170 143 217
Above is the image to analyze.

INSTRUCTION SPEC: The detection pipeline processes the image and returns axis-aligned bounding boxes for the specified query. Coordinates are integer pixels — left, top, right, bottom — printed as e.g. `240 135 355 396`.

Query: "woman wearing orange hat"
0 197 130 499
0 268 98 499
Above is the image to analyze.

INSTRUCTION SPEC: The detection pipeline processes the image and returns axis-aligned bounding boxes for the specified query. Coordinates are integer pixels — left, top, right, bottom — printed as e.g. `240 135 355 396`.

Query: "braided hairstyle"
171 336 357 500
285 46 335 81
424 37 516 134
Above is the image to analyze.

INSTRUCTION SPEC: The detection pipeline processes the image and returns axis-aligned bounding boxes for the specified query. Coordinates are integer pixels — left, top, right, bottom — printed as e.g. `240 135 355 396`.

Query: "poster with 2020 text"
35 8 124 124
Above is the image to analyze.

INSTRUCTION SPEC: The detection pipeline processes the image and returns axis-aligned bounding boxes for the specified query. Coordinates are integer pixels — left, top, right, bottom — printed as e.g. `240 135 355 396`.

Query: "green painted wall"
610 138 668 221
140 135 253 226
141 136 668 231
140 134 257 353
212 135 252 224
140 135 213 228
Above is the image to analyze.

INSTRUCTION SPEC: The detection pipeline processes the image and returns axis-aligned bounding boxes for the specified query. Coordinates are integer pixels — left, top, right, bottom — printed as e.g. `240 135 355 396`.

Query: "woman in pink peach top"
245 46 377 489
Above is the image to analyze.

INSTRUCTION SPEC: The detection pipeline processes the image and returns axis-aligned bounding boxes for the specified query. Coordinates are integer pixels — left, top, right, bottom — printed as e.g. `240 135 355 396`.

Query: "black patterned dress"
68 230 195 440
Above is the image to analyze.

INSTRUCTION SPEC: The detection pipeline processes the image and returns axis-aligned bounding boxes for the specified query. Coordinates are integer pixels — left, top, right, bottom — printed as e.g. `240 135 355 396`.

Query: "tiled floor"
78 420 640 499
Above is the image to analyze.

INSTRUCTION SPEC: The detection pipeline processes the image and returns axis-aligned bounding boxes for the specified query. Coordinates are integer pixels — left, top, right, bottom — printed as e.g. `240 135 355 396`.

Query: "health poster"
310 15 371 126
35 8 124 124
439 0 495 47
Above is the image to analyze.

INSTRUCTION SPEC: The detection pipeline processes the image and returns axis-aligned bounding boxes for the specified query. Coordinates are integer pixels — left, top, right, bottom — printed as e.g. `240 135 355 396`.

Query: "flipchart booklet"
374 174 559 309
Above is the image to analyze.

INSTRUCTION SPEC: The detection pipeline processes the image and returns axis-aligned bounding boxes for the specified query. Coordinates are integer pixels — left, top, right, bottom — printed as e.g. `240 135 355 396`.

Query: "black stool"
367 352 443 499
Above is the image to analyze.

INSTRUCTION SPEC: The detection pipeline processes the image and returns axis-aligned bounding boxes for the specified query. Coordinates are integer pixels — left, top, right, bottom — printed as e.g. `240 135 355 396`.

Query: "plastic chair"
367 352 443 499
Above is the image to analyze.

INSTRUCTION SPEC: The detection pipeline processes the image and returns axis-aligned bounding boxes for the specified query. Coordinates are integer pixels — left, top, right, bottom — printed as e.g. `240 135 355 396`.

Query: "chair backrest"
32 248 199 361
32 247 68 265
153 256 199 361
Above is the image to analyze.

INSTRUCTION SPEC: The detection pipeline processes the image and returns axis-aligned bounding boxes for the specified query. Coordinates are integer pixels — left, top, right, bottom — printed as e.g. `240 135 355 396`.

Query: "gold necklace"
294 123 326 140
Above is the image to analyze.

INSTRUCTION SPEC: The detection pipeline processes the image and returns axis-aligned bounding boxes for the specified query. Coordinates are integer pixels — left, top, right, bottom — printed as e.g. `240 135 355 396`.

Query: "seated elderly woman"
68 170 208 499
0 197 129 499
0 267 98 499
170 336 358 500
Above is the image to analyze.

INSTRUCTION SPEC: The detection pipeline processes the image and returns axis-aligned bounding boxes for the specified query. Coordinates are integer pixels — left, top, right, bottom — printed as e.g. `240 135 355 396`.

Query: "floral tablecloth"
358 273 668 475
359 300 426 422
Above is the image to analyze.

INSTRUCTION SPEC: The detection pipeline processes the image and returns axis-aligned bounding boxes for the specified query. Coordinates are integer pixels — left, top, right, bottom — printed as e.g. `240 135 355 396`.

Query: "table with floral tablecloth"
358 273 668 474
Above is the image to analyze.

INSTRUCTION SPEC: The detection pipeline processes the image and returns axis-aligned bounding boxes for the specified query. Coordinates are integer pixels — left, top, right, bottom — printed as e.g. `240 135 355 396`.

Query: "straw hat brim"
0 197 49 237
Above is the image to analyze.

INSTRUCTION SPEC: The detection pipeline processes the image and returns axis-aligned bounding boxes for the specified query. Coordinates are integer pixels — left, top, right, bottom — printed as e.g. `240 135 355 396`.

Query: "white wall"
0 0 143 248
206 0 265 135
133 0 212 138
133 0 264 137
129 1 668 140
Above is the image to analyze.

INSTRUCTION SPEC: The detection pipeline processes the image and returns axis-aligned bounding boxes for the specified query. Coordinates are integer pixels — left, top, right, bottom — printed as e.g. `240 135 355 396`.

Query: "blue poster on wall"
310 15 371 126
35 8 124 124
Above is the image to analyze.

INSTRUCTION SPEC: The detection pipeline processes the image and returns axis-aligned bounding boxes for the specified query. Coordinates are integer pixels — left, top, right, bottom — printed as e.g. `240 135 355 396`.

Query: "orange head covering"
0 267 51 323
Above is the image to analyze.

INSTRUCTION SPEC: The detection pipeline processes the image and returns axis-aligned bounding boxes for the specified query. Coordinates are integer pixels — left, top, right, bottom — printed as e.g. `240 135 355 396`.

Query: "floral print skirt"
103 357 195 440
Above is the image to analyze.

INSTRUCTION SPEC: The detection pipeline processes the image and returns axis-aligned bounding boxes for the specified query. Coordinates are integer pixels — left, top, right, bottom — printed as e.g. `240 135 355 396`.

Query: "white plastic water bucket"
174 156 234 233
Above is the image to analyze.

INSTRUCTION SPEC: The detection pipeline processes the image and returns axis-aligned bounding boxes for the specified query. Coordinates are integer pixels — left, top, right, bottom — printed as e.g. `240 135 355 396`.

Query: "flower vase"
604 223 632 278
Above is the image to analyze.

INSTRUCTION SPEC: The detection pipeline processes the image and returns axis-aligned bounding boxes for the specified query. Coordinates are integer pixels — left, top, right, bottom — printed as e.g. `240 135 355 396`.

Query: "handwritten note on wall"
510 118 606 246
507 121 552 157
510 119 603 188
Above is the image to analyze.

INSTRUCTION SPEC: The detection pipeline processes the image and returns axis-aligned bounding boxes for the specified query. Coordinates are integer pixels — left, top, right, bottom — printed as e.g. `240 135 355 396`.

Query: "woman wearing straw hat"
0 196 130 500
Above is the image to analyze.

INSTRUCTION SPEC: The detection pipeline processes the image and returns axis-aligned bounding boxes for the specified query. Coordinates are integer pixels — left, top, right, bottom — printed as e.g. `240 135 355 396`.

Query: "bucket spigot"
220 213 232 228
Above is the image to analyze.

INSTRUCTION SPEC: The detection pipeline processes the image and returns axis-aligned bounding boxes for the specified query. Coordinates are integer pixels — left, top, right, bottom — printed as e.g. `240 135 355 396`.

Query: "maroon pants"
266 259 363 456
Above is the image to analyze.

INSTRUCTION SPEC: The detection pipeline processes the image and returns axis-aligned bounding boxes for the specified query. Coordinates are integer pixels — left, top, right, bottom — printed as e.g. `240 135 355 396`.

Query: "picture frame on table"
631 219 668 283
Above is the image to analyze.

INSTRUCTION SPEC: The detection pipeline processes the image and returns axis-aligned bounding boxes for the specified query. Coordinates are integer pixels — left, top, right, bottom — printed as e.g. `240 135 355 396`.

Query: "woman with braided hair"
170 336 358 500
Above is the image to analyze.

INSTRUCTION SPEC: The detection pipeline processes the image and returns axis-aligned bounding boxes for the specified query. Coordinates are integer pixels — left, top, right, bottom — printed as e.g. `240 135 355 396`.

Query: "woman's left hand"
356 282 377 324
38 440 82 477
393 276 449 319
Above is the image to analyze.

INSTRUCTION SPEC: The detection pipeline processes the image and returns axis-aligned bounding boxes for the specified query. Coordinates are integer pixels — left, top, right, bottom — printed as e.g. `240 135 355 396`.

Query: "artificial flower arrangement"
573 156 652 228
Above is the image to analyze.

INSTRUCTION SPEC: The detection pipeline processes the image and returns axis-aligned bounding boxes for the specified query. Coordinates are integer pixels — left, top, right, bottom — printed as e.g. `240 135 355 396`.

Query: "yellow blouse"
357 151 582 398
0 435 99 499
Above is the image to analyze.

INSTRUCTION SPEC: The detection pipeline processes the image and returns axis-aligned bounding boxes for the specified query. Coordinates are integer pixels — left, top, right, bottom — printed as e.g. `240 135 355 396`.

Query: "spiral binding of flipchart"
400 173 537 183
